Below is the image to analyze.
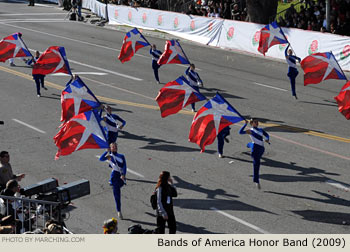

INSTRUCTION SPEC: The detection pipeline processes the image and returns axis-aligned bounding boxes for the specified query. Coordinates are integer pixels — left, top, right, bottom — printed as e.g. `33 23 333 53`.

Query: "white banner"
107 5 223 45
107 4 350 71
82 0 107 19
217 19 350 71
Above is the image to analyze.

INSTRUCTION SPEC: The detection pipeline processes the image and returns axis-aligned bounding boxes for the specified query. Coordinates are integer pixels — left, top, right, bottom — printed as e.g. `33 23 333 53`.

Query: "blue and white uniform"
150 48 162 83
104 113 126 145
239 123 269 184
285 45 301 97
100 151 127 212
217 126 230 156
185 67 203 111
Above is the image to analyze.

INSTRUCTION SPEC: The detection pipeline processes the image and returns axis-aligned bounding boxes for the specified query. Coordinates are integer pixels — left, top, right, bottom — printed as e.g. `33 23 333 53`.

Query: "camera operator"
0 151 25 191
71 0 83 20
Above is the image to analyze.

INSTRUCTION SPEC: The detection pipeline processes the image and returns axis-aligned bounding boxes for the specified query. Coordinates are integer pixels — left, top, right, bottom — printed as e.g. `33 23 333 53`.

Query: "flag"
54 110 108 159
334 80 350 120
32 46 72 75
118 28 150 63
301 52 347 85
155 76 206 117
61 76 101 123
157 40 190 65
189 93 244 152
258 21 288 56
0 32 32 62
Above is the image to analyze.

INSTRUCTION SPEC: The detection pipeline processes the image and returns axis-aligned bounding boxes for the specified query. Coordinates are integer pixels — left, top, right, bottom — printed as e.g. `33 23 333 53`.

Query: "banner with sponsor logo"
107 5 223 46
217 19 350 71
107 4 350 71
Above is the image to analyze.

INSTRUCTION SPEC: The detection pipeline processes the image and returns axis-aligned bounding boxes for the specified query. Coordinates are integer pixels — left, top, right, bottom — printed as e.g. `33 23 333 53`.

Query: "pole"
326 0 330 31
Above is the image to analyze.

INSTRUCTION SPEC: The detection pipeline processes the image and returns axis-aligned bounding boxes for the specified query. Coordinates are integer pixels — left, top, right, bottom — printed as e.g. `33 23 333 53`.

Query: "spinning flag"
157 40 190 65
61 76 101 123
118 28 150 63
258 21 288 56
334 80 350 120
189 93 244 152
301 52 347 85
32 46 72 75
0 32 32 62
54 110 108 160
156 76 206 118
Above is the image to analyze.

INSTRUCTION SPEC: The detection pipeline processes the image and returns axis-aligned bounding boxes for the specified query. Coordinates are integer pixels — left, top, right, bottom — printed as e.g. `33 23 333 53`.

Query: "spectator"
232 4 241 20
155 171 177 234
103 218 118 234
0 151 25 191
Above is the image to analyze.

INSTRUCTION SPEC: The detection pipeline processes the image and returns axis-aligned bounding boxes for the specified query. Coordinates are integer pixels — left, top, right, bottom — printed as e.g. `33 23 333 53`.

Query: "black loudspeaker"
56 179 90 202
21 178 58 197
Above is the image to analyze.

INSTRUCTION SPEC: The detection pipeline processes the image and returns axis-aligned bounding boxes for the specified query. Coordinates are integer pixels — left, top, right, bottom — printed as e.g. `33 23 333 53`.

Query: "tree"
246 0 279 24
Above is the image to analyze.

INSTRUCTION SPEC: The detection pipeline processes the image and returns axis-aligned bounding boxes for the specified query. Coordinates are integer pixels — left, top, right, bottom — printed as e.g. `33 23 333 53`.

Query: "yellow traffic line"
1 65 349 143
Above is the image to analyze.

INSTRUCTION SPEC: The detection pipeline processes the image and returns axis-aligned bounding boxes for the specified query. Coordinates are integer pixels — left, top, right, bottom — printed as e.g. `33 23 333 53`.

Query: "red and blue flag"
334 80 350 120
54 110 108 160
61 76 101 123
118 28 150 63
258 21 288 56
189 93 244 152
155 76 206 118
32 46 72 75
301 52 347 85
157 40 190 65
0 32 32 62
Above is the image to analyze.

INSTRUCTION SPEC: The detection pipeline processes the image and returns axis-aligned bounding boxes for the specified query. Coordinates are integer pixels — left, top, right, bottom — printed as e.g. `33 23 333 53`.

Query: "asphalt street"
0 1 350 234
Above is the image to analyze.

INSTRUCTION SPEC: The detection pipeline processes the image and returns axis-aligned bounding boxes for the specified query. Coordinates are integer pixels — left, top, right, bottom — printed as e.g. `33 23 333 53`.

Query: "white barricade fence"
107 4 350 71
218 19 350 71
0 195 62 234
107 5 223 46
82 0 107 19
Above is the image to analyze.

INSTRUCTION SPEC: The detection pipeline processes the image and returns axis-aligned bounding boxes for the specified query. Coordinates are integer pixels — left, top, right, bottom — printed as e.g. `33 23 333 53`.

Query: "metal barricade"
0 195 61 234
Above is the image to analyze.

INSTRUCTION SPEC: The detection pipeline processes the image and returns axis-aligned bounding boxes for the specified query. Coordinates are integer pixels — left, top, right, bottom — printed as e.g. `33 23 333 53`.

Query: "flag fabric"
301 52 347 85
61 76 101 122
334 80 350 120
189 93 244 152
32 46 72 75
118 28 150 63
155 76 206 117
258 21 288 56
0 32 32 62
157 40 190 65
54 110 108 159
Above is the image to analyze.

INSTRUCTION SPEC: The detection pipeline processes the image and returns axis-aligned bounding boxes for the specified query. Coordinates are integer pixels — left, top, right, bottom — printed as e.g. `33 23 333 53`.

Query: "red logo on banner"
340 45 350 60
308 40 319 55
174 17 179 28
252 30 261 46
158 15 163 25
128 11 132 21
226 26 234 41
208 22 213 32
142 12 147 23
190 20 195 31
114 10 118 19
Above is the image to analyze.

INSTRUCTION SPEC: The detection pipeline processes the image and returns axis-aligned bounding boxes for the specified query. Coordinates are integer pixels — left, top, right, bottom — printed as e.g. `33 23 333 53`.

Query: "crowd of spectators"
107 0 247 21
182 0 247 21
103 0 350 36
278 0 350 36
